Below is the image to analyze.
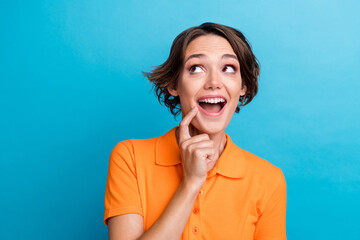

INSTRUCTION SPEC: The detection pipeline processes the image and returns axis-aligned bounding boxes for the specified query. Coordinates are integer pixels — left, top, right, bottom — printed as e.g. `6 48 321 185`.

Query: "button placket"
192 226 199 235
188 191 202 239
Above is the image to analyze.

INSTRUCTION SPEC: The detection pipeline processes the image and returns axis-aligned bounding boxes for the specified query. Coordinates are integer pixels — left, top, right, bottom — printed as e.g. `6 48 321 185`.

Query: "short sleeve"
103 141 143 225
254 168 287 240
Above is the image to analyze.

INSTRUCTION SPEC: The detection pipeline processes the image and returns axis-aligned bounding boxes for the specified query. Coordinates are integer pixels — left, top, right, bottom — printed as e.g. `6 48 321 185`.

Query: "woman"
104 22 287 240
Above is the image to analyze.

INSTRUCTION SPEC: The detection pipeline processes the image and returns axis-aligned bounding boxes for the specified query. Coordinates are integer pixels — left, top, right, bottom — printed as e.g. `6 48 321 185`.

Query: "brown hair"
144 22 260 116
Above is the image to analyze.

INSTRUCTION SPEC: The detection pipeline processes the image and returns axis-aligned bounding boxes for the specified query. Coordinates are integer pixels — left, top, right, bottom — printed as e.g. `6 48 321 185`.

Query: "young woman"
104 22 287 240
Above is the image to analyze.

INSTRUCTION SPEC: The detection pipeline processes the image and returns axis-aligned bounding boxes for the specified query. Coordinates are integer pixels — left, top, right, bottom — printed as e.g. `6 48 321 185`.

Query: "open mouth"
197 97 227 115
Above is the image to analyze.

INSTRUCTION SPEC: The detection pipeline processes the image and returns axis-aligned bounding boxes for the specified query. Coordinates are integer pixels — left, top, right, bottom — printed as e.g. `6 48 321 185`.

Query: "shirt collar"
155 127 246 179
155 127 182 166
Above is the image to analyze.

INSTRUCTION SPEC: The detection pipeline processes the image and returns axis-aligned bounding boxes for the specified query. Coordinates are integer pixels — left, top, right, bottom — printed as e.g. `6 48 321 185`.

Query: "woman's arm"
108 180 200 240
108 214 144 240
108 107 213 240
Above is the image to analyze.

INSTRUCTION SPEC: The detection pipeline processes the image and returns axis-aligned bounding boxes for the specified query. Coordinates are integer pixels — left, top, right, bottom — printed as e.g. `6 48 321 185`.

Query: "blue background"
1 0 359 239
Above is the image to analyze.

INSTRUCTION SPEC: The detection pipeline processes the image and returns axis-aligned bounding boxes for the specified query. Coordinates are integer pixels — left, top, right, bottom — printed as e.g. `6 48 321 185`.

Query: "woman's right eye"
189 65 204 73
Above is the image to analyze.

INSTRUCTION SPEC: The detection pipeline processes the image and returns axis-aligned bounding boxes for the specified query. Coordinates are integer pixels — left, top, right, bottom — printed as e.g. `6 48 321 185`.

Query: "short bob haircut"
144 22 260 117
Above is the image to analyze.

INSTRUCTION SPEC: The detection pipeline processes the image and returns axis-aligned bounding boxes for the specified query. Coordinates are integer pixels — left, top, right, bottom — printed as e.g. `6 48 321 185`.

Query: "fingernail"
192 106 197 112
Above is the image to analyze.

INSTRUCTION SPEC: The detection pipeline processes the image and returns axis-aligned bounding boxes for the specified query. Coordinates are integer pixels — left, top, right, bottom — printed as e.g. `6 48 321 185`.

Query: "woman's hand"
177 107 215 189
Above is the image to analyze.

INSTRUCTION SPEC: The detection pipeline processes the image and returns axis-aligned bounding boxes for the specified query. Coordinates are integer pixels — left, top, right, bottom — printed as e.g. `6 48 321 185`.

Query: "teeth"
198 98 226 104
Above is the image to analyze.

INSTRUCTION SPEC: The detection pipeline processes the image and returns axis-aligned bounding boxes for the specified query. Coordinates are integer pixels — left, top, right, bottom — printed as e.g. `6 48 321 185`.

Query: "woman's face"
168 34 246 135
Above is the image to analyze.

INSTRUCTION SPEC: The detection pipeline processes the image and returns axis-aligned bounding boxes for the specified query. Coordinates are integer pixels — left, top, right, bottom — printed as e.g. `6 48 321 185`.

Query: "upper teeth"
198 98 226 104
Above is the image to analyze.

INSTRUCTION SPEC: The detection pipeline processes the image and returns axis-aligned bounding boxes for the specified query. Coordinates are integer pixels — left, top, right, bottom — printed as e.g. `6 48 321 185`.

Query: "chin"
191 120 227 136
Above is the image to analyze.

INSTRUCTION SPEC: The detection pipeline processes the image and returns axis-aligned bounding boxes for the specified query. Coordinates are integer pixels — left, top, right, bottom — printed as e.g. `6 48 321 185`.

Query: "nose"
204 69 223 90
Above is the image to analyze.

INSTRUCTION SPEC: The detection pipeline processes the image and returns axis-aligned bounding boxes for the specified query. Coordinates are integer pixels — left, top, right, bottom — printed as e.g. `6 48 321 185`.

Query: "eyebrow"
222 54 238 61
185 54 205 63
184 53 238 63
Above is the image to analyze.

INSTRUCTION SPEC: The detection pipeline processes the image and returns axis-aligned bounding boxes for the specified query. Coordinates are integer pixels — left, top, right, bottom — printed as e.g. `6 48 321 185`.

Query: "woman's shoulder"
236 147 286 199
111 128 177 156
236 146 284 179
107 137 159 172
111 137 158 155
222 134 285 183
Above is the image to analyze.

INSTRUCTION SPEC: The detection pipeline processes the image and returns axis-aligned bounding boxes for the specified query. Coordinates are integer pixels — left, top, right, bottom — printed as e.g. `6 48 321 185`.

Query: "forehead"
184 34 235 58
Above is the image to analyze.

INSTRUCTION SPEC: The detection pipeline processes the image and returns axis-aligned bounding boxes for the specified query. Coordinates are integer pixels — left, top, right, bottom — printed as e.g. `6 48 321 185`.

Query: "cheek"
178 89 194 107
229 88 243 108
178 81 198 98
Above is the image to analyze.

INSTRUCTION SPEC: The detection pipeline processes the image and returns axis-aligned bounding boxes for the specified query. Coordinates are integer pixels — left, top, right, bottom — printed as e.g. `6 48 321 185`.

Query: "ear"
167 86 179 97
240 84 247 96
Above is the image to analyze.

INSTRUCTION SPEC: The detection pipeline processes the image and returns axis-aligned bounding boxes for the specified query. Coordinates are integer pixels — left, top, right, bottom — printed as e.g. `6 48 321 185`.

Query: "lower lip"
197 103 226 117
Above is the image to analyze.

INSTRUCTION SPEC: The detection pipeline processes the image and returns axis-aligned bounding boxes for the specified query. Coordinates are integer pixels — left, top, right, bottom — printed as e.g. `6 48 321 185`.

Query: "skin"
170 34 246 173
108 34 246 240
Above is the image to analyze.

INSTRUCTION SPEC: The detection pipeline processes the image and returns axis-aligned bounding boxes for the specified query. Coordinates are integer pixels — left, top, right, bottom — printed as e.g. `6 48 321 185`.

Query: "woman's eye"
189 65 204 73
223 65 236 73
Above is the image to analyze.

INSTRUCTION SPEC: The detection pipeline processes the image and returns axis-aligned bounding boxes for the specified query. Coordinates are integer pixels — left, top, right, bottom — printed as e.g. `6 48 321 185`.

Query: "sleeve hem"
104 206 144 226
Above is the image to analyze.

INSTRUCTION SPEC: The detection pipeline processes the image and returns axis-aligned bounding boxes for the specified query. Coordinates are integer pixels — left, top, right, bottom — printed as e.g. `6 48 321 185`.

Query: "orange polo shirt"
104 127 287 240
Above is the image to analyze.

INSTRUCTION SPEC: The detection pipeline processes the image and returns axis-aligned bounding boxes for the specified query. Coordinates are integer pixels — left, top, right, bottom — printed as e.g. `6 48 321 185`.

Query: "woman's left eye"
223 65 236 73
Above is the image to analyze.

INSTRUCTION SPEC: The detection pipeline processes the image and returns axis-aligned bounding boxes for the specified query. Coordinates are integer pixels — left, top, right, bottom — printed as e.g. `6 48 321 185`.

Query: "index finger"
178 106 198 142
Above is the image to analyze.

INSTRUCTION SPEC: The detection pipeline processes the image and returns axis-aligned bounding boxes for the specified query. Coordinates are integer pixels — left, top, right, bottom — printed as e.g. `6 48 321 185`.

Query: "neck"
196 130 227 159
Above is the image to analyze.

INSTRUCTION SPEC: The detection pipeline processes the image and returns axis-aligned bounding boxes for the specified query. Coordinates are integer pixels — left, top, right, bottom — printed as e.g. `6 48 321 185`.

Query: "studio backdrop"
1 0 359 239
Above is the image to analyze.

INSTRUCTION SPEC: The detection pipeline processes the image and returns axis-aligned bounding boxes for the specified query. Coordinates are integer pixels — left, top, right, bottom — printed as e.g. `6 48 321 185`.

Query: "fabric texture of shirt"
104 127 287 240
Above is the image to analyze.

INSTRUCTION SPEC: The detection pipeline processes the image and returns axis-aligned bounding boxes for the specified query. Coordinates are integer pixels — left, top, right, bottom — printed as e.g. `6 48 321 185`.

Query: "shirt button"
199 189 203 195
193 207 199 214
192 226 199 235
